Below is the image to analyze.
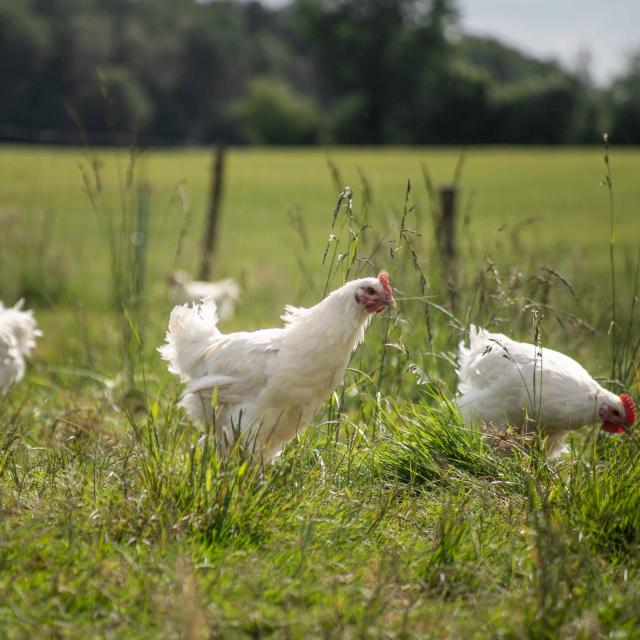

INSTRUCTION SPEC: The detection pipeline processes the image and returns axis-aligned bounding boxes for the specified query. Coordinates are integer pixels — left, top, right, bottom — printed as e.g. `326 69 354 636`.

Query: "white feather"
456 325 622 456
0 299 41 393
160 277 386 460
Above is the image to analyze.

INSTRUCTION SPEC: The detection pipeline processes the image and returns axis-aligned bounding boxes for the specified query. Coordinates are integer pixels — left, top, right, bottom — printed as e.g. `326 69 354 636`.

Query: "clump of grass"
418 499 479 597
128 398 301 548
0 414 23 479
559 433 640 554
375 386 529 490
521 496 576 637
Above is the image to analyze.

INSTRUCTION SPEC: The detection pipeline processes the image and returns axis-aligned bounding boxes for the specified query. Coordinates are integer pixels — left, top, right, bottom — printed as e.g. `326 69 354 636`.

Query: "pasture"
1 144 639 638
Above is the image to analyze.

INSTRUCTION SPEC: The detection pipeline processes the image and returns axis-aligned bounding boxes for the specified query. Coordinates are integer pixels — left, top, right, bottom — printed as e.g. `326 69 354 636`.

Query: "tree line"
1 0 639 145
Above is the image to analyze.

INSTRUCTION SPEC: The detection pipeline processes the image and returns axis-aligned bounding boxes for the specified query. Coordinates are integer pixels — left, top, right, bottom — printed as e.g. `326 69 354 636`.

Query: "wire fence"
0 123 211 147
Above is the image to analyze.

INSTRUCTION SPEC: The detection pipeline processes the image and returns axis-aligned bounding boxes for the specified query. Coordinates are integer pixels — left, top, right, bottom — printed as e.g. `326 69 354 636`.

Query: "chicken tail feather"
159 297 220 379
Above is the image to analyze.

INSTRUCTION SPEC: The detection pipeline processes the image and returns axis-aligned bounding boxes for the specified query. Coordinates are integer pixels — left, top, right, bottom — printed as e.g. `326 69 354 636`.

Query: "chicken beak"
373 294 396 314
380 293 397 309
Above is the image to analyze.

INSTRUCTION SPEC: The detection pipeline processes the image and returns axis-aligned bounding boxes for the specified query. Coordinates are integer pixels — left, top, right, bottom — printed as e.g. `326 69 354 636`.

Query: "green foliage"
0 0 51 122
457 35 565 85
610 53 640 144
415 62 494 143
233 77 321 145
295 0 455 144
376 392 511 485
77 65 154 133
128 401 298 548
493 74 582 144
561 434 640 553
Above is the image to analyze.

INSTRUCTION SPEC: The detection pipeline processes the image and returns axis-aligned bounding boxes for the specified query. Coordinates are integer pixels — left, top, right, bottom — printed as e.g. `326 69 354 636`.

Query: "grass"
0 144 640 638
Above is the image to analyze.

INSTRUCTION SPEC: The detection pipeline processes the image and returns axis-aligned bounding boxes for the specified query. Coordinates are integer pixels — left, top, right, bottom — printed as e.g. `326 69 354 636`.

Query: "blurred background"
2 0 640 146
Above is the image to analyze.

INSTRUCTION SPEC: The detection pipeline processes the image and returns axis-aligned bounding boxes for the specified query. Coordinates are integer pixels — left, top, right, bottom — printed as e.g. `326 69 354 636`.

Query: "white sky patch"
458 0 640 85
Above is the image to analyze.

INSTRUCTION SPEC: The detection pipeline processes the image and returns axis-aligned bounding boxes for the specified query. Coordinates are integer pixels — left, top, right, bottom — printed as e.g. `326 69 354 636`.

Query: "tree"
75 66 153 134
294 0 456 143
454 35 600 144
609 52 640 144
233 76 321 144
0 0 51 127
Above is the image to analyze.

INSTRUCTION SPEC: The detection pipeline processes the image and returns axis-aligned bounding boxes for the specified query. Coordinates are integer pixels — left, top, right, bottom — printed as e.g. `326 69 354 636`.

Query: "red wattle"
603 421 625 434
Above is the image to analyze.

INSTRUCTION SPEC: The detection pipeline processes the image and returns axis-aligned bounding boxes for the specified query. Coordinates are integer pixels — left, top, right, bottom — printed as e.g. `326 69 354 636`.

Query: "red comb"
378 271 392 297
621 393 637 427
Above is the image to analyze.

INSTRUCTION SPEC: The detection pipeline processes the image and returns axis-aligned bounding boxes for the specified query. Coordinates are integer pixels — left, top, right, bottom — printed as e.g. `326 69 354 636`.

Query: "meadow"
0 144 639 638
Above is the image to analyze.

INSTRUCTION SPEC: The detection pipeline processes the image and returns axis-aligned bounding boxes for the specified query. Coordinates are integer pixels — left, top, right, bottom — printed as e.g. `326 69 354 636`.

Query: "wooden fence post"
438 184 457 263
199 144 226 281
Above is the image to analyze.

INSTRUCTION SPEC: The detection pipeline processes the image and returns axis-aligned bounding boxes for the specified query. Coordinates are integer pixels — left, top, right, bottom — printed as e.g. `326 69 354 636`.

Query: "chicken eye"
366 287 376 295
613 409 621 418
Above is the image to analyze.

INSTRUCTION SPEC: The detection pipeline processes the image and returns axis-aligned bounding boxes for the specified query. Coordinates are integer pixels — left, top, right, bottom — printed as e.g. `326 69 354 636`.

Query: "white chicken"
0 299 41 393
456 325 636 457
160 272 396 461
168 271 240 321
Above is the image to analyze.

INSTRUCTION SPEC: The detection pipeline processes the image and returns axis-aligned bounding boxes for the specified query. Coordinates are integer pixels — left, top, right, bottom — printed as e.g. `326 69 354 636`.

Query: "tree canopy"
0 0 636 145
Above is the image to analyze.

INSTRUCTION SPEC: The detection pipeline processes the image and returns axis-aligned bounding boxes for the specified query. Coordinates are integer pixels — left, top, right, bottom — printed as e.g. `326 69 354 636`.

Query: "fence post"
199 144 226 280
438 184 457 263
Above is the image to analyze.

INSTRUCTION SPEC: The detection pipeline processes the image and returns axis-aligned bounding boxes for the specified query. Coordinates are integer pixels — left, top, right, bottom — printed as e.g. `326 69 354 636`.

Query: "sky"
457 0 640 85
260 0 640 85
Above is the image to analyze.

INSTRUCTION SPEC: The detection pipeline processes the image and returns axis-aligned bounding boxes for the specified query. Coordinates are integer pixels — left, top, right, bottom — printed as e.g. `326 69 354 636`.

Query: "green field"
1 145 640 638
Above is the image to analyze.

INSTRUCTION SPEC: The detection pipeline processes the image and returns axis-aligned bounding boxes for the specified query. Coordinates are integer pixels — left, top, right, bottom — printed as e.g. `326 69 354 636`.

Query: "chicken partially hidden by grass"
0 299 41 393
160 273 396 461
456 325 636 457
168 271 240 321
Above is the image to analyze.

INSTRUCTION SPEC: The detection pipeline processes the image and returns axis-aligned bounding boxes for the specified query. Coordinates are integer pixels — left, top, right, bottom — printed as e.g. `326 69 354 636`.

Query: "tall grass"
2 146 640 636
79 151 150 393
601 133 639 393
129 403 298 548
